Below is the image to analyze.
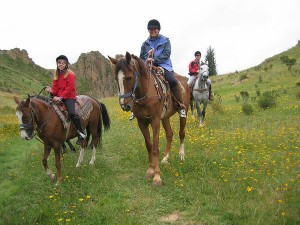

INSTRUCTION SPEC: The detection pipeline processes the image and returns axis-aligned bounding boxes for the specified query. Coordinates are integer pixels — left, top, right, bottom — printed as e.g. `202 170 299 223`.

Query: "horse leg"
150 119 162 186
200 103 207 127
89 128 98 165
66 139 76 152
161 118 173 164
42 145 55 182
76 146 85 167
179 116 187 161
190 97 195 121
61 142 67 153
54 147 62 185
137 119 156 181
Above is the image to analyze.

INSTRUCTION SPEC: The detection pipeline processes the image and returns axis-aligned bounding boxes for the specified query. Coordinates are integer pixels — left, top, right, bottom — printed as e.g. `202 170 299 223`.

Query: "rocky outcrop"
70 51 118 98
0 48 118 98
0 48 34 64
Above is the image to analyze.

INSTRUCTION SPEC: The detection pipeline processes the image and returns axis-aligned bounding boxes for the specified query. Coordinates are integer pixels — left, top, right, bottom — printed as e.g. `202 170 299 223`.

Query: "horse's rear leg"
42 145 55 182
161 118 173 164
76 147 85 167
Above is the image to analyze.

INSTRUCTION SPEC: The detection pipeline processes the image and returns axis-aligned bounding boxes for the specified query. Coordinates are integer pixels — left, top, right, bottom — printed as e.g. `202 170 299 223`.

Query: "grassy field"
0 45 299 225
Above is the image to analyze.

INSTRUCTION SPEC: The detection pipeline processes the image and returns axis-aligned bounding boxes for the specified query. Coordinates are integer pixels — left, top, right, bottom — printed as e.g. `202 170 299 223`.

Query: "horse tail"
99 103 111 131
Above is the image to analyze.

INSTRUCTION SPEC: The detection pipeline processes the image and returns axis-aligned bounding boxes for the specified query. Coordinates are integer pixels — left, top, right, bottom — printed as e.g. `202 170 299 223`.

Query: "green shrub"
239 74 247 81
242 103 254 115
234 95 240 102
211 94 223 113
257 91 278 109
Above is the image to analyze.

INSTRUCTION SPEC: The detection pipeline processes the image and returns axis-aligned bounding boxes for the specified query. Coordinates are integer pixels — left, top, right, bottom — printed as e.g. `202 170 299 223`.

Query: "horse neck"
135 68 152 97
31 99 52 126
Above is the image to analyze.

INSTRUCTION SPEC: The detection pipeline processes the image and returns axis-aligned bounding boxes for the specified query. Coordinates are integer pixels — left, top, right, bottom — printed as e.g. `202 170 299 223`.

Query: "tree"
205 46 218 76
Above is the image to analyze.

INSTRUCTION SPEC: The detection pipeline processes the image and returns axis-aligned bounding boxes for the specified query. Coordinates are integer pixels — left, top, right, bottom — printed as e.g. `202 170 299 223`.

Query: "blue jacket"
140 34 173 71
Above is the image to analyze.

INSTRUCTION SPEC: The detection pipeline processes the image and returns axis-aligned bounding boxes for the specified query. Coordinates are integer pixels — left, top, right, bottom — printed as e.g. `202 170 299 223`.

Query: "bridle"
19 98 53 137
118 59 150 105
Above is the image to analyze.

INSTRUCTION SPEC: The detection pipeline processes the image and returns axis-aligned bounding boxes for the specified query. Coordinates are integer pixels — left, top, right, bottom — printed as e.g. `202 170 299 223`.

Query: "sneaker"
179 109 186 118
129 113 135 120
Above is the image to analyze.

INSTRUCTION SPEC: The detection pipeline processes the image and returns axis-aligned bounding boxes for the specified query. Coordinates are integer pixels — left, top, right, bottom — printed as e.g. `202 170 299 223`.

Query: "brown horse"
108 52 190 186
14 95 110 185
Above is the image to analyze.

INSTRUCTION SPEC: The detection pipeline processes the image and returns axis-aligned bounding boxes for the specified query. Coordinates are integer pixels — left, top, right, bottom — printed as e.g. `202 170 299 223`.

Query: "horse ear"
108 56 117 65
23 97 30 107
14 96 20 104
125 52 131 63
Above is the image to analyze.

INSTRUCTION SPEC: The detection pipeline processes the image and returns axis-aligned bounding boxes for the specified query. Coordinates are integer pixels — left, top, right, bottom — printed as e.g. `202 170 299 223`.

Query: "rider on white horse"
188 51 212 100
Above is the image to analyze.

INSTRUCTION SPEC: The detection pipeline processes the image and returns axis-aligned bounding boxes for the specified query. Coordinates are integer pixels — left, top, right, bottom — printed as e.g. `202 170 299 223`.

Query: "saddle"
52 95 93 128
149 65 185 115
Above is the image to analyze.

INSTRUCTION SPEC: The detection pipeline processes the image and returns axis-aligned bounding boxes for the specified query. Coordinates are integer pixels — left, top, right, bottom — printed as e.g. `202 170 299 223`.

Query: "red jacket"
51 69 76 100
188 59 200 76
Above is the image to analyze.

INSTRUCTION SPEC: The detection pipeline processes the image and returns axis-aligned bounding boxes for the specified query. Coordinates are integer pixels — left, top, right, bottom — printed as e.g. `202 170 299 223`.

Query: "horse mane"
131 54 148 76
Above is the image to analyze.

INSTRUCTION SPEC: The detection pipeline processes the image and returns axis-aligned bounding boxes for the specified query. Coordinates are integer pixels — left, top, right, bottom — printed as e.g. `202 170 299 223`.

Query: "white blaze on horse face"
16 110 28 138
118 70 125 105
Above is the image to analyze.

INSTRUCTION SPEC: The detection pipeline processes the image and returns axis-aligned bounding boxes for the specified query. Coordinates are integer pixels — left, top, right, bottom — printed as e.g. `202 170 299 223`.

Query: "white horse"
191 62 210 127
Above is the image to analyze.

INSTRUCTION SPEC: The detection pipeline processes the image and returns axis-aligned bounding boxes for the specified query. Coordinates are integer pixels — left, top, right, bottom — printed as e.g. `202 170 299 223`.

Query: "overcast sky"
1 0 300 76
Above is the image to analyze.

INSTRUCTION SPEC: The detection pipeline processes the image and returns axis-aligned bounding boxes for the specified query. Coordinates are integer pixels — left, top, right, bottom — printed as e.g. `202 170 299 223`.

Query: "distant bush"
295 81 300 87
234 95 240 102
242 103 254 115
280 56 296 71
296 91 300 100
258 74 263 83
257 91 278 109
211 94 223 113
240 91 249 103
239 74 247 81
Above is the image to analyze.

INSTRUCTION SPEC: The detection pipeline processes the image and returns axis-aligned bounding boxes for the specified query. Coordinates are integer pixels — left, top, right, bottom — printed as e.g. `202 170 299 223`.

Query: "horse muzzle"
120 104 132 112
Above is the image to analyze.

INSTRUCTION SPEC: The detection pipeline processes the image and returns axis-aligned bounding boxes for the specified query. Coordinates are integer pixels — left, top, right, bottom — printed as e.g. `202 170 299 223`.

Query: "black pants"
163 69 178 88
63 98 76 119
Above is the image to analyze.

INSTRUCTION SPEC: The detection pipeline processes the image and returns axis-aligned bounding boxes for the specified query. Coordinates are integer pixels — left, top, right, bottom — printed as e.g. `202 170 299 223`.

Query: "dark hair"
194 51 201 56
56 55 69 64
147 19 161 30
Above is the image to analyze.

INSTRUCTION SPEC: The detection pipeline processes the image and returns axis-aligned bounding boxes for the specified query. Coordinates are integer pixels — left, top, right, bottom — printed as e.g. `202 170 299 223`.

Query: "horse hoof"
76 163 81 168
152 179 162 187
161 158 169 165
146 169 154 178
180 155 185 161
49 173 55 181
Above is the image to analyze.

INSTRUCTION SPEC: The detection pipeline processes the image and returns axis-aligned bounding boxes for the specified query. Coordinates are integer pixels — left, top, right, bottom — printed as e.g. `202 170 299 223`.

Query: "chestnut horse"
14 95 110 185
108 52 190 186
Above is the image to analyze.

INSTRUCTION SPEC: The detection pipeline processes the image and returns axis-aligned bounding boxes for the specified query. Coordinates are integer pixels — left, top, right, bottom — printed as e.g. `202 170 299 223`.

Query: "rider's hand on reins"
45 86 52 93
53 96 62 102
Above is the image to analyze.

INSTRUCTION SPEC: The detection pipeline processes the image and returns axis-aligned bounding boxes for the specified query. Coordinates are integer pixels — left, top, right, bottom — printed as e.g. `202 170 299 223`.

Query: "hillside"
1 43 299 101
211 42 300 105
0 48 118 99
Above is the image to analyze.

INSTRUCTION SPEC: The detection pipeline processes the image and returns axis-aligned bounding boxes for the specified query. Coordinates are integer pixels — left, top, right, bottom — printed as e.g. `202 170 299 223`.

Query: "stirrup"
78 131 86 139
179 109 186 118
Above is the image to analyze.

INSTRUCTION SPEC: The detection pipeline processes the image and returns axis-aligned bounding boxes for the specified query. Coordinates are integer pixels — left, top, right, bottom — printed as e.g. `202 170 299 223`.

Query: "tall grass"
0 90 299 225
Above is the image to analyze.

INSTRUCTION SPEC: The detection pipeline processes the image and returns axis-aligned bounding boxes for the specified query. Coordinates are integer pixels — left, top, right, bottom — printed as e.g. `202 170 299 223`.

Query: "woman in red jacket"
46 55 85 145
